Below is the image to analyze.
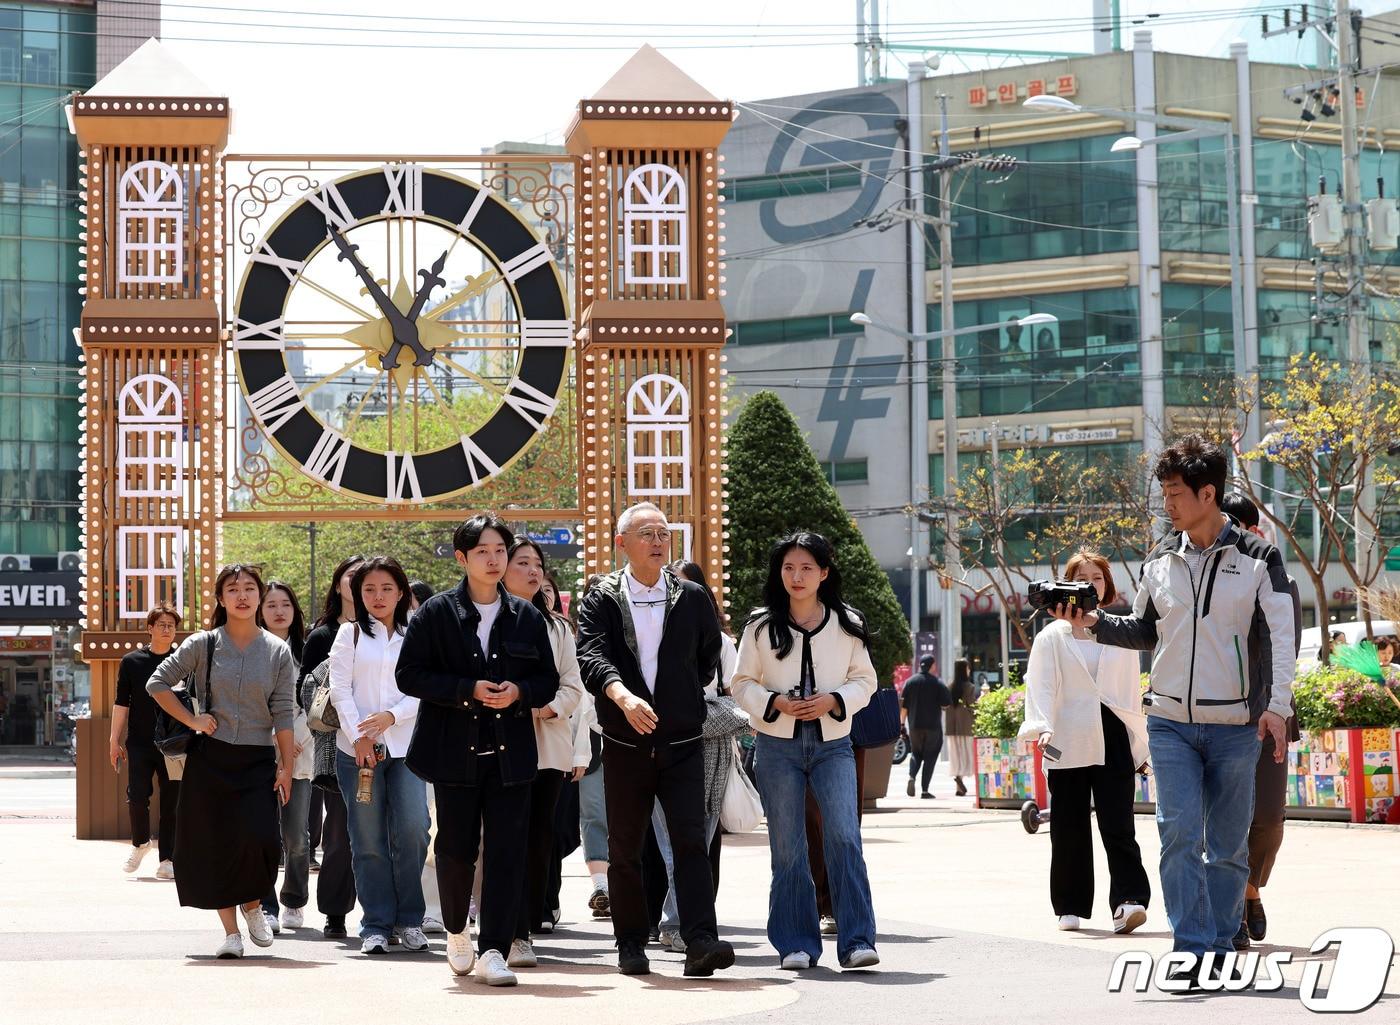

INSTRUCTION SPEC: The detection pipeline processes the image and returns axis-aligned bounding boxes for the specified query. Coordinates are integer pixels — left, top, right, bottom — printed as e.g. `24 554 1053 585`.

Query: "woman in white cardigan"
731 532 880 973
502 538 584 968
328 555 429 956
1019 551 1151 935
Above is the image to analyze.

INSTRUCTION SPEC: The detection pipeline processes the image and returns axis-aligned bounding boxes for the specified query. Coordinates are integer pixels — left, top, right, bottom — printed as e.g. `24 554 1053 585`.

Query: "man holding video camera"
1051 436 1293 987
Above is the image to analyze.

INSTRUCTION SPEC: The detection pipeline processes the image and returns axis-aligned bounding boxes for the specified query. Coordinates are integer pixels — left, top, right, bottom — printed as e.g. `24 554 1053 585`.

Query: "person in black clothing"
576 501 735 979
301 554 364 939
111 603 182 879
396 513 560 987
900 656 951 799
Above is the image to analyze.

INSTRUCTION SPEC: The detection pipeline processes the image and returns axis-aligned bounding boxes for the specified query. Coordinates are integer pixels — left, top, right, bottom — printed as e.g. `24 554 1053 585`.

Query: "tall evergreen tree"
725 391 911 683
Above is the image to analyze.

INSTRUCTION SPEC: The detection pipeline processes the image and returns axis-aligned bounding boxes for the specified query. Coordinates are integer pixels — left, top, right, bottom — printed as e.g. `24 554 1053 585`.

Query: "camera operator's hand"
1050 602 1099 630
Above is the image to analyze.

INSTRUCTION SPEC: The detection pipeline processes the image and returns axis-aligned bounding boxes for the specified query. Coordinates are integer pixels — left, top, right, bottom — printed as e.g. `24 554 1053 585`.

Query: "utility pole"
906 61 930 661
990 422 1010 679
938 91 962 678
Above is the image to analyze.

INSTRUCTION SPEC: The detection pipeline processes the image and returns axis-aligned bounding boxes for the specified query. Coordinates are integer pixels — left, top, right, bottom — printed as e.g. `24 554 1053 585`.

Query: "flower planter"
974 737 1037 808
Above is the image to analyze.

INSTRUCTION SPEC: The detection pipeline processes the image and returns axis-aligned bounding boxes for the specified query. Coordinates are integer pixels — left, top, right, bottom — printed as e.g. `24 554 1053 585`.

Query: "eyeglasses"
627 528 672 544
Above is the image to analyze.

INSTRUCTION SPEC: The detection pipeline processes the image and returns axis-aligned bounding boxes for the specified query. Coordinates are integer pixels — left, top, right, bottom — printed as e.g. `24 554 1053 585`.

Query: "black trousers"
308 787 324 851
435 756 530 956
1248 733 1288 888
603 737 717 947
1045 705 1151 918
316 786 357 916
908 728 944 793
126 743 178 861
516 768 565 939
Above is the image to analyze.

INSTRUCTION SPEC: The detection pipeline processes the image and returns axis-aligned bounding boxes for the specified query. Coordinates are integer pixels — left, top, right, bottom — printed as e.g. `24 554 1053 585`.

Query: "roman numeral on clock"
232 316 286 349
522 320 573 348
246 374 303 435
503 376 559 432
501 243 553 282
459 434 501 486
306 428 352 489
251 241 305 284
307 181 357 233
382 164 424 216
386 451 422 503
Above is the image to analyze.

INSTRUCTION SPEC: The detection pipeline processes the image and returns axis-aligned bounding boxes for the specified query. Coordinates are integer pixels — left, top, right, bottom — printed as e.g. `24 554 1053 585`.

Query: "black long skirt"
173 737 280 910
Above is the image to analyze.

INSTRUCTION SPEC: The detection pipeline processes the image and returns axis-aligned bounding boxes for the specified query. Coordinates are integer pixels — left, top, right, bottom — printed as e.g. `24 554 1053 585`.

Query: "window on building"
730 311 857 346
822 458 868 485
1161 283 1233 405
621 163 687 286
728 165 864 204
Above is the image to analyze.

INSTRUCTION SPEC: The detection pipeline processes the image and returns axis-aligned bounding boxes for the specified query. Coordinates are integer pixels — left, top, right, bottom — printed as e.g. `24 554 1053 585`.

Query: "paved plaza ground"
1 760 1396 1024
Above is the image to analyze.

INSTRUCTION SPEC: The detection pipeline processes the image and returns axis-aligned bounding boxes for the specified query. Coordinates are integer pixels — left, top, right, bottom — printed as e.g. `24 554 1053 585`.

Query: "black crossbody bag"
152 633 217 757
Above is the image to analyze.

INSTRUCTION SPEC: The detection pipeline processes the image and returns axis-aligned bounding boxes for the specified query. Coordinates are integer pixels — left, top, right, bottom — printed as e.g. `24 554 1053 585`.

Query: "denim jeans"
335 751 430 937
652 799 719 934
754 725 877 963
578 766 609 863
1147 717 1261 956
262 778 311 916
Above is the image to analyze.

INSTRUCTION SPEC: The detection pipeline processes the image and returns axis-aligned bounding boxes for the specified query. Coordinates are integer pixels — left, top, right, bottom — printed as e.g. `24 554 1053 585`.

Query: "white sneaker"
476 949 517 986
398 927 429 952
122 842 153 874
266 911 281 934
780 951 812 970
154 859 174 880
1113 902 1147 935
214 933 244 959
1057 915 1081 931
507 938 538 968
658 929 687 953
819 915 838 935
240 904 273 947
446 931 476 976
282 907 304 929
361 933 390 955
840 946 880 969
422 914 446 935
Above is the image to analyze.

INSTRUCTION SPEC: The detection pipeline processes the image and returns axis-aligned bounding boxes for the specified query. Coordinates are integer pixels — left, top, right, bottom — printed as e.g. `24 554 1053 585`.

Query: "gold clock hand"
422 270 502 322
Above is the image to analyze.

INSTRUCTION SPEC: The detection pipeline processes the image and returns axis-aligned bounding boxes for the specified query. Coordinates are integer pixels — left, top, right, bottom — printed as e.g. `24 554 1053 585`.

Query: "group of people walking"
109 502 883 982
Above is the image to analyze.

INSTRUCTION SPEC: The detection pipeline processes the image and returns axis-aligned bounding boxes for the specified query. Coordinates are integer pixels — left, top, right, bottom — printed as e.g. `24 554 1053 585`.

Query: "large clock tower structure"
566 46 735 604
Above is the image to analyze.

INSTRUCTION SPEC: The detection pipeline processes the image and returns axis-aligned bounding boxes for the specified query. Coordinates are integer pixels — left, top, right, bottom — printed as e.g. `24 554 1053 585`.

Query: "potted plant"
971 686 1036 806
1290 659 1400 822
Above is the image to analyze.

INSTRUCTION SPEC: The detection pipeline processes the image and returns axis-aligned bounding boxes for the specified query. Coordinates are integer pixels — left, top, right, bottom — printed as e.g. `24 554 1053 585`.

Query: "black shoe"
906 778 915 797
648 927 660 944
954 777 968 797
920 791 935 799
684 935 736 977
1245 897 1267 942
618 940 650 976
308 855 320 873
1232 920 1251 952
1164 962 1204 995
323 915 348 939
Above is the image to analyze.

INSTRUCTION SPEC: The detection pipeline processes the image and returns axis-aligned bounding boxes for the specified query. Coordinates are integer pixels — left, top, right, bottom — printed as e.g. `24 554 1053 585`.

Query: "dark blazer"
396 579 559 787
576 568 721 749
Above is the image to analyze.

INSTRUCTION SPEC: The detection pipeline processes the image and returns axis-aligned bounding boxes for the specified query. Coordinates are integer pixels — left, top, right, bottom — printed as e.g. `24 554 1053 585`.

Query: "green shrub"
973 686 1027 738
1293 663 1400 731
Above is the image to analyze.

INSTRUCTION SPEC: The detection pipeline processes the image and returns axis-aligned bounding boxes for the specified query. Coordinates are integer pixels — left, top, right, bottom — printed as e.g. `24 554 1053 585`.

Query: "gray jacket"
147 627 297 745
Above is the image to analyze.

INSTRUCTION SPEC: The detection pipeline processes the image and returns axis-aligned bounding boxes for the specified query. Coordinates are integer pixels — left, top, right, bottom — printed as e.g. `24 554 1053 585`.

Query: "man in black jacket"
576 501 734 978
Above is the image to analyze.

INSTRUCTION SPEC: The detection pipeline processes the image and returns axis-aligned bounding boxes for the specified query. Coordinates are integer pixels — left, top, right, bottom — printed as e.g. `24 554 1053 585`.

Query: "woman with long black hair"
302 555 364 939
944 660 977 797
146 565 298 959
731 532 880 971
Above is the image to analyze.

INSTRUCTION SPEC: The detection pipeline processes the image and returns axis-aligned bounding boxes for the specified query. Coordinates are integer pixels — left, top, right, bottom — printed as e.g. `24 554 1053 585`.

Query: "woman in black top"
301 554 363 940
111 604 182 879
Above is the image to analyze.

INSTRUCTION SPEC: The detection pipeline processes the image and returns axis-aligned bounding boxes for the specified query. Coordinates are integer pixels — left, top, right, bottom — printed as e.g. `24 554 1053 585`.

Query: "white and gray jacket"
1091 518 1295 726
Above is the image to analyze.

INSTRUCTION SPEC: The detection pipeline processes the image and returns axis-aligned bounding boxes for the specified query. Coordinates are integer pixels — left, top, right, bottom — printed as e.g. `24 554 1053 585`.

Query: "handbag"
719 739 763 833
307 624 358 733
849 686 901 750
152 633 216 757
701 693 750 741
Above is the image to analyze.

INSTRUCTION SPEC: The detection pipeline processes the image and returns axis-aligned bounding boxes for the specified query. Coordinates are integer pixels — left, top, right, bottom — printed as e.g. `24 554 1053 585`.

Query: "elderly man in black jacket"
576 501 734 978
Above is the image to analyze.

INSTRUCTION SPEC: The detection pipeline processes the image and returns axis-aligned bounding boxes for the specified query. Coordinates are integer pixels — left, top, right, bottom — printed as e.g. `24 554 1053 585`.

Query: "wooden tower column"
71 41 229 839
567 47 734 608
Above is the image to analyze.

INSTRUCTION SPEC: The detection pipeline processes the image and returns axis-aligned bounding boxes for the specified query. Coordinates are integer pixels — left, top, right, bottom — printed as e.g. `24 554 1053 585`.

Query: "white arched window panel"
626 374 691 496
622 163 688 286
117 160 184 284
671 524 694 564
118 526 185 620
117 374 183 498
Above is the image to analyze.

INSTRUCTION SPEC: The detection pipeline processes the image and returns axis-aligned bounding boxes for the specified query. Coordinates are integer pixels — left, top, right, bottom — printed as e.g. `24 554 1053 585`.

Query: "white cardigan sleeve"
833 630 878 720
328 621 364 747
1018 626 1059 742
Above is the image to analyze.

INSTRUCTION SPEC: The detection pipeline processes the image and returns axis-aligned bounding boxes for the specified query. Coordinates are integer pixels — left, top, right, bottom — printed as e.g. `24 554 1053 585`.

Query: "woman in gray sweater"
147 565 298 959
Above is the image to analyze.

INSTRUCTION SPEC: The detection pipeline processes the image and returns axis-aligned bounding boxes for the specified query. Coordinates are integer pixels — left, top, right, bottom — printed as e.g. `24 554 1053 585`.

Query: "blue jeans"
652 799 719 934
578 765 609 863
1147 717 1261 956
754 726 877 963
335 751 430 938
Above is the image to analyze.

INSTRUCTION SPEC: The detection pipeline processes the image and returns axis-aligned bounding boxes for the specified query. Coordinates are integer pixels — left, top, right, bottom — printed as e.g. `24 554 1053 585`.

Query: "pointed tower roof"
591 44 717 102
88 38 218 98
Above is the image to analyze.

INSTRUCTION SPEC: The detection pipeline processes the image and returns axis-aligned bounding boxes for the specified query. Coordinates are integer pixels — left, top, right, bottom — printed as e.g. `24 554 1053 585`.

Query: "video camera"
1026 579 1099 614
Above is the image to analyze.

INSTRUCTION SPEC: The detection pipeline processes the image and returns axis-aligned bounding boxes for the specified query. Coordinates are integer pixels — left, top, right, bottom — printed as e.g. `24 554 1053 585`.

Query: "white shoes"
819 915 838 935
446 931 476 976
1057 915 1081 931
398 927 429 952
422 914 446 934
507 938 538 967
658 929 686 953
122 842 153 874
282 906 304 929
240 904 273 947
476 948 518 986
214 933 244 959
1113 902 1147 935
362 933 390 955
154 859 174 880
840 947 880 969
780 951 813 970
266 911 281 934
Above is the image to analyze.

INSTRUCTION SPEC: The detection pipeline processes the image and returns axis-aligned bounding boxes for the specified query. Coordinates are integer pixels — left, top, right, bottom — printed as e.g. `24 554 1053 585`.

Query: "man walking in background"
900 656 950 799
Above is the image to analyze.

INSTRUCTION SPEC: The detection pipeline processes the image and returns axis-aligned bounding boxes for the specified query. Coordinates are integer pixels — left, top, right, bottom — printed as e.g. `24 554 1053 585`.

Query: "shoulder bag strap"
201 632 216 712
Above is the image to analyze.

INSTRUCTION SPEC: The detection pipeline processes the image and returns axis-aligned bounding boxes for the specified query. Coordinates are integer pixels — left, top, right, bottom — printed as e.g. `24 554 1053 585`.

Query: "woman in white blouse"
1019 550 1151 935
329 555 429 956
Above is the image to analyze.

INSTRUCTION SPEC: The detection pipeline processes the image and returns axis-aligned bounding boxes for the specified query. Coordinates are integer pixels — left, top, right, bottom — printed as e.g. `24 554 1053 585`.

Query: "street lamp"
851 310 1058 677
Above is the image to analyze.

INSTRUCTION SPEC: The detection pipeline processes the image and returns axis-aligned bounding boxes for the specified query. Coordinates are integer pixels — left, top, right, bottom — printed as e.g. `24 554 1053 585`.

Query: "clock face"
232 163 570 505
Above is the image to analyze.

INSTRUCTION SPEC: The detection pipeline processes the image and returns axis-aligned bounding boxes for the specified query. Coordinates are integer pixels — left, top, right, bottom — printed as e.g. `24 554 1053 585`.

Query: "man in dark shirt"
111 605 181 878
900 656 951 798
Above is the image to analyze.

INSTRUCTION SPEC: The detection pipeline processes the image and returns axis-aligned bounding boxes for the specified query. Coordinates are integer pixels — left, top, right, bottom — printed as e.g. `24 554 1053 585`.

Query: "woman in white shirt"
1019 550 1151 935
329 555 428 956
502 538 584 968
731 532 880 972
